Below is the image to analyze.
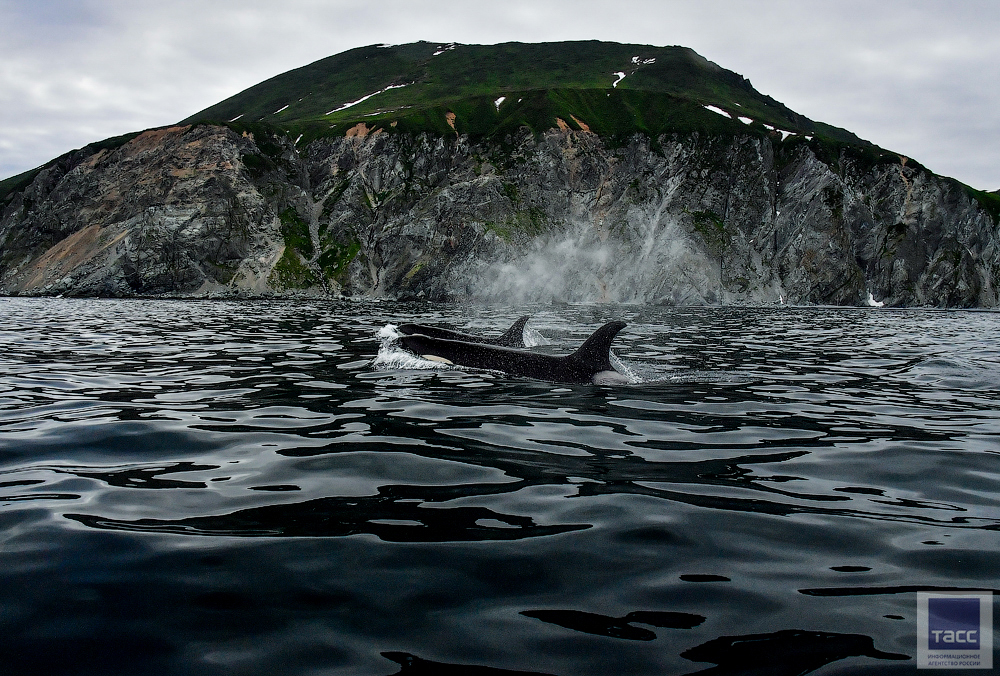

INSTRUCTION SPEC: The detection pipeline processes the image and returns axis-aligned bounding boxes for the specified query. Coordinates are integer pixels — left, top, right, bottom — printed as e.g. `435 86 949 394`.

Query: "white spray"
456 208 720 305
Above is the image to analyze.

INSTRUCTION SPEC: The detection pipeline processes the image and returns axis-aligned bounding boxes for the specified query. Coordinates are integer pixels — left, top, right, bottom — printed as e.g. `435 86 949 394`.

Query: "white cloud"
1 0 998 189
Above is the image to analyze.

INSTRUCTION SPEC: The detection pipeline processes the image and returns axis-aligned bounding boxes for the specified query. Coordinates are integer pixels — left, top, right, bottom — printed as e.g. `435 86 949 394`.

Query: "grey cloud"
1 0 998 190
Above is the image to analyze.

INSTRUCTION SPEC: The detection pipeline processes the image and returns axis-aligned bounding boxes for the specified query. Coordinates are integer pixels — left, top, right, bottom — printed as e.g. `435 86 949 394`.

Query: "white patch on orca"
422 354 454 364
593 370 633 385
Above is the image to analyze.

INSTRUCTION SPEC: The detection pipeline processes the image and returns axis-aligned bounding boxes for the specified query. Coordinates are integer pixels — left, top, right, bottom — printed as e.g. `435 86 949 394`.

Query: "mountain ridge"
1 40 997 306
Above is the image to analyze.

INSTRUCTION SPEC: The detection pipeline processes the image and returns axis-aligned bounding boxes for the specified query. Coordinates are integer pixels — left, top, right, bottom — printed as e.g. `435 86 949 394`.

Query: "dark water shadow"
381 651 557 675
680 629 909 675
521 608 705 640
800 584 1000 597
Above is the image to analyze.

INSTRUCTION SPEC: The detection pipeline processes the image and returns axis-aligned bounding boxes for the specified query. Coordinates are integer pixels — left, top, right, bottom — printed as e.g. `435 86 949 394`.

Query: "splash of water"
456 213 721 304
522 325 550 347
609 352 643 384
377 324 401 340
371 324 451 371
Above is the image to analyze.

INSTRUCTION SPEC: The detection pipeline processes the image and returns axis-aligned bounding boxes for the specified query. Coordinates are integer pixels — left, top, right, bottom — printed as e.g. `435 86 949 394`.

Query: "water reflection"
67 487 590 541
2 299 999 676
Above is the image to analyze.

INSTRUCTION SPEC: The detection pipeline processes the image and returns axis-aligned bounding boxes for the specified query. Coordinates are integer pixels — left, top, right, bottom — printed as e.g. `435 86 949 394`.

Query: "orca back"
397 316 528 348
397 319 627 385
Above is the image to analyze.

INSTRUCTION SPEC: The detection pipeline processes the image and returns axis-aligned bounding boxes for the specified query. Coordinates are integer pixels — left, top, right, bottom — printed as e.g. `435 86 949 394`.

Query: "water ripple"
1 299 999 675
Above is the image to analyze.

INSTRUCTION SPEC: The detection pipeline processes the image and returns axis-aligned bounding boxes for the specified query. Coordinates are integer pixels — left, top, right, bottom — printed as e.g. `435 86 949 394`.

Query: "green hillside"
180 40 868 147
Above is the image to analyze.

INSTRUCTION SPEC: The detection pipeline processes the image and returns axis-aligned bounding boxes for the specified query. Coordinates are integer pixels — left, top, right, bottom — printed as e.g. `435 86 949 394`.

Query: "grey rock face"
1 123 997 306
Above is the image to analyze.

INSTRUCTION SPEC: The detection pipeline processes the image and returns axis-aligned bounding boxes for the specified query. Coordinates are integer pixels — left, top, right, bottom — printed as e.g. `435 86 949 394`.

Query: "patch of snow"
733 102 742 106
738 116 753 125
494 96 506 111
294 134 303 145
805 135 813 141
433 43 456 56
325 83 410 116
612 72 626 88
631 56 656 65
778 130 794 141
228 114 244 122
763 123 775 131
273 104 290 115
867 292 885 308
703 105 731 118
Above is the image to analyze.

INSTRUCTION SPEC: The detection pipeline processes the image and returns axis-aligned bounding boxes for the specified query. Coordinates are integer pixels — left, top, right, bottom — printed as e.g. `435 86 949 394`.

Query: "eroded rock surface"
2 123 997 306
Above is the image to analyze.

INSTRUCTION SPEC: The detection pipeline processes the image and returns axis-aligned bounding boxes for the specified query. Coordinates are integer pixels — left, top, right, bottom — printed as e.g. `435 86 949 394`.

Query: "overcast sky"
2 0 998 190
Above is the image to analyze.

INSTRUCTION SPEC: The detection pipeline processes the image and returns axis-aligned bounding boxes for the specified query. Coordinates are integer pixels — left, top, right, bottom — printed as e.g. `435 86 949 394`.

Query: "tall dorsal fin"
570 321 626 372
495 316 530 347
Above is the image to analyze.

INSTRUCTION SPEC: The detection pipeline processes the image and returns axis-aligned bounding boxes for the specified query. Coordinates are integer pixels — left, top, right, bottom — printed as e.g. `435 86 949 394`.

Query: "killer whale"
397 316 529 348
398 320 630 385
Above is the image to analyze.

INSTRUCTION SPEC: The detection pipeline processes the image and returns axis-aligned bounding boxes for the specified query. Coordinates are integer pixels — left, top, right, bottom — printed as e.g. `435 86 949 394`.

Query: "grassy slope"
181 40 867 146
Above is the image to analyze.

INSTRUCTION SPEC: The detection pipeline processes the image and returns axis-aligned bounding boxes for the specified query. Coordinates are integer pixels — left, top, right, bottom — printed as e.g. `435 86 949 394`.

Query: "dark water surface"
2 298 998 675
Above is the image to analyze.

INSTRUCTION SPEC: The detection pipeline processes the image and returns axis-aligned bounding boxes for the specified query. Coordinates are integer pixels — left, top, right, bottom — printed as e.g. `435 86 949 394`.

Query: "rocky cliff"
1 120 998 306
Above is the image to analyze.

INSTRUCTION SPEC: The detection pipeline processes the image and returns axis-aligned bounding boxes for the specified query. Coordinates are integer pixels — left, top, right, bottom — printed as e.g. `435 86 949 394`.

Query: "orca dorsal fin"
495 316 530 347
570 321 626 372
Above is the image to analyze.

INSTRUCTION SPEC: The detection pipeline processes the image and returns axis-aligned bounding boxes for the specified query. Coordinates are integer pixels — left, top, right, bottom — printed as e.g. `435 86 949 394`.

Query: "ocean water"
1 298 998 675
